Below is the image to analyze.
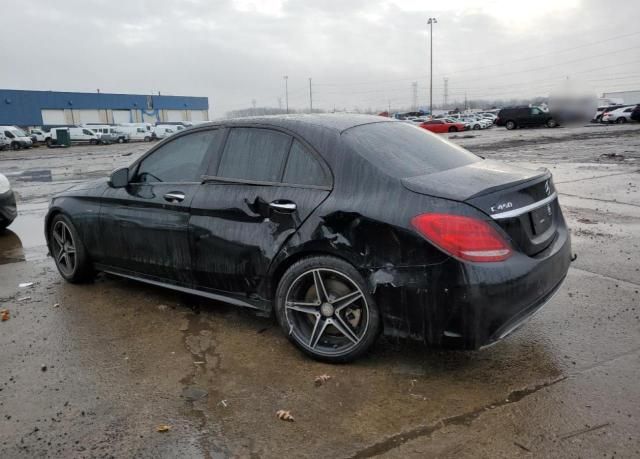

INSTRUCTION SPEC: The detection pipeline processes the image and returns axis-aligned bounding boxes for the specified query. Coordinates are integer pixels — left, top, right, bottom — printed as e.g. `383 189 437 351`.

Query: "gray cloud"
1 0 638 116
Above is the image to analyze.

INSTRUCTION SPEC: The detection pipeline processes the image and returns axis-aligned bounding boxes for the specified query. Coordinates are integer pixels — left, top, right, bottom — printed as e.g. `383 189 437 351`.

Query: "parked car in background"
45 115 572 362
83 125 130 143
419 119 466 133
69 127 101 144
496 106 558 130
0 172 17 230
29 128 49 144
592 105 623 123
0 132 10 151
0 126 33 150
601 105 635 124
631 105 640 122
117 125 153 142
154 125 177 139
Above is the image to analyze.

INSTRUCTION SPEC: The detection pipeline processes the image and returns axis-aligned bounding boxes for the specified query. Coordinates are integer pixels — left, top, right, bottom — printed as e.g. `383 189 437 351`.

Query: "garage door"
112 110 131 123
190 110 207 121
76 110 101 123
41 109 66 125
166 110 185 121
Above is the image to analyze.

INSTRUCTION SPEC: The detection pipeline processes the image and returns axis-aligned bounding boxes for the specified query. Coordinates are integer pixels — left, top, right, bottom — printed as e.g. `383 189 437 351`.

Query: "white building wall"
602 90 640 104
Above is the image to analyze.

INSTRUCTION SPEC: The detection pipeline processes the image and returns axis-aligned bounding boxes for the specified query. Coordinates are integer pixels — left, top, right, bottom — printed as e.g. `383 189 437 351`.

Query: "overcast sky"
1 0 639 116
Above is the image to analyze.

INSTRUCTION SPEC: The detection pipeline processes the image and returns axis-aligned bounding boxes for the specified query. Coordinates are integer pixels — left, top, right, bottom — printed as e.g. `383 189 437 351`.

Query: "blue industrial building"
0 89 209 127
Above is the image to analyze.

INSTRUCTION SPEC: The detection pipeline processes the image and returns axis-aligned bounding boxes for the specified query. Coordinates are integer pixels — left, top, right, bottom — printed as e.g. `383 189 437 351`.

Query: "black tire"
546 118 558 128
11 142 21 150
118 137 124 144
49 214 94 283
448 126 457 132
616 117 626 124
274 255 381 363
89 139 97 145
45 138 52 147
144 136 151 142
472 124 481 130
505 120 516 130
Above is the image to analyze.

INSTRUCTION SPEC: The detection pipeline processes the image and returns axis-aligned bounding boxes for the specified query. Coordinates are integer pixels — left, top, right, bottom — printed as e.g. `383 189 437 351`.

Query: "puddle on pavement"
0 213 48 265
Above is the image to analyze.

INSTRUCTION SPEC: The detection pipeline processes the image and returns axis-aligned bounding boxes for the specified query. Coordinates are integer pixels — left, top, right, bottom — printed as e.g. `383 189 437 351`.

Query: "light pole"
427 17 437 117
283 76 289 114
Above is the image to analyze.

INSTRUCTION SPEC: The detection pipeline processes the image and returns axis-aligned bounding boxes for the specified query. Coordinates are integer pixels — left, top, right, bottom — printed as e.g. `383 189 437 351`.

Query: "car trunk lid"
402 160 559 256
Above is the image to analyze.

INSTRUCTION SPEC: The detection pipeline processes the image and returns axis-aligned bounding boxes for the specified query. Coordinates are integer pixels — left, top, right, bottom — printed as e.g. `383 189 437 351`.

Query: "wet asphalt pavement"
1 124 639 458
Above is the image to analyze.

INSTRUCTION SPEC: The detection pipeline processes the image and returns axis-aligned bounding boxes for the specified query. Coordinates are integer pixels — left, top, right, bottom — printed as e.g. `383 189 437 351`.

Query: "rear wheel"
616 117 627 124
275 256 381 363
89 139 97 145
505 120 516 130
144 136 151 142
118 137 124 143
49 214 94 283
472 124 480 130
448 126 457 132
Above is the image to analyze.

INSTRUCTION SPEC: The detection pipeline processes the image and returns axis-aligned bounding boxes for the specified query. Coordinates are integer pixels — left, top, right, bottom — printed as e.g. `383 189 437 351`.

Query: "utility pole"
283 76 289 114
411 82 418 111
427 17 437 116
309 78 313 113
443 77 449 109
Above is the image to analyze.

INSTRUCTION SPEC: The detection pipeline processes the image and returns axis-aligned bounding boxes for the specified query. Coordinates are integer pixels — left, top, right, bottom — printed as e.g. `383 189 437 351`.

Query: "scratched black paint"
45 115 572 349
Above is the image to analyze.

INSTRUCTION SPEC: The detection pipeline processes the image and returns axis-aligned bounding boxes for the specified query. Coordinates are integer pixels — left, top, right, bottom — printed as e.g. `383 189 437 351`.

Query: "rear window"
342 122 480 178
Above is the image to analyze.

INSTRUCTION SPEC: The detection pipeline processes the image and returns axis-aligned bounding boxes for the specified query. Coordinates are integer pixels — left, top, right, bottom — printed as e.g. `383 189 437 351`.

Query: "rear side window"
217 128 291 182
343 122 480 178
283 140 329 187
136 129 223 183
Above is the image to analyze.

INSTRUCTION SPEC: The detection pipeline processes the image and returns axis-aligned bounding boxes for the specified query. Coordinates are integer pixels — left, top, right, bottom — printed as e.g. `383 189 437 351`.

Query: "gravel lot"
1 123 639 458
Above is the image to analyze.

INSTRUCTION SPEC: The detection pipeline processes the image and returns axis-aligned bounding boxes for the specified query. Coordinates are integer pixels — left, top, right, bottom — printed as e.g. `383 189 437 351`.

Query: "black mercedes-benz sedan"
45 115 571 362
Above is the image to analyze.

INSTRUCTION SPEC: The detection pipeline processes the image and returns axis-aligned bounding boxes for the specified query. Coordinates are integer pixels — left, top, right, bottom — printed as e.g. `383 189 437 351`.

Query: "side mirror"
109 167 129 188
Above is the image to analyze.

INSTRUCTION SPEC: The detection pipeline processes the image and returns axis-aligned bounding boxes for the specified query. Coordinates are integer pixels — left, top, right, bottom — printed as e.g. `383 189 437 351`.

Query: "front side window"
136 129 223 183
217 128 291 182
283 140 329 187
531 108 542 115
5 131 15 138
83 129 93 135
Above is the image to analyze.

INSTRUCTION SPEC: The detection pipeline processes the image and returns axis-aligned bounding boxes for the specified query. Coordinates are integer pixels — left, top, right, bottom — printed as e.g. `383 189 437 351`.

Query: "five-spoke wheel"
51 220 76 276
49 214 94 283
275 256 380 362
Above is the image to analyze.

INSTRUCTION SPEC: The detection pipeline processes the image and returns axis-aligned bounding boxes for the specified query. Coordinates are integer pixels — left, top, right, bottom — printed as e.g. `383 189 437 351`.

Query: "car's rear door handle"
164 192 185 203
269 200 296 213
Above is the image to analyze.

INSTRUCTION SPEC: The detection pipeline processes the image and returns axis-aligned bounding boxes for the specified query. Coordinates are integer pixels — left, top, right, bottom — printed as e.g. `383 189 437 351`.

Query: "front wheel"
472 124 480 130
144 136 151 142
118 137 124 143
616 117 627 124
11 142 21 150
448 126 457 132
546 118 558 128
275 256 381 363
49 214 94 283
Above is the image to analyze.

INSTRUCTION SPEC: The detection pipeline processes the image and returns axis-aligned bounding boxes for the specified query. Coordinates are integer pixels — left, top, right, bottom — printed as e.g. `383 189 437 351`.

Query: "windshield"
343 121 481 178
12 128 27 137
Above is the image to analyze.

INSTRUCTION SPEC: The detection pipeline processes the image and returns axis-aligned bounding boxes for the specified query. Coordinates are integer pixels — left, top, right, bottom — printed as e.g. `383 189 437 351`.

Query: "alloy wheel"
51 221 76 276
284 268 370 357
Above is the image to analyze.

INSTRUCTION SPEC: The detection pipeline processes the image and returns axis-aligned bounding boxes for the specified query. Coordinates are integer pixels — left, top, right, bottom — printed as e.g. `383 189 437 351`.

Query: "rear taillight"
411 213 512 262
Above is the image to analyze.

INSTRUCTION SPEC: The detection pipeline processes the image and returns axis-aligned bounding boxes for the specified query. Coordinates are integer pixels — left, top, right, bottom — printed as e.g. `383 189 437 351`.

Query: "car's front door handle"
164 192 185 203
269 200 297 213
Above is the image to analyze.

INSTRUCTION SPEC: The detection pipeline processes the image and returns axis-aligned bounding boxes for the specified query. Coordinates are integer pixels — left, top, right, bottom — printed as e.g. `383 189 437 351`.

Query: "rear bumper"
374 224 572 349
0 190 17 225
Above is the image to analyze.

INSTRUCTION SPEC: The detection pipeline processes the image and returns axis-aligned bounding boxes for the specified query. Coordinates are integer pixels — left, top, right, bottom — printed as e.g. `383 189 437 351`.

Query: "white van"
0 126 33 150
0 132 10 150
49 127 100 145
82 125 130 143
29 128 50 143
117 125 153 142
154 125 177 139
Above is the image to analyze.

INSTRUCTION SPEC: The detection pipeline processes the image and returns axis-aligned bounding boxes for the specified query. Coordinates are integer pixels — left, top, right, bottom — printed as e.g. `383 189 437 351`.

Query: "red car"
419 119 466 133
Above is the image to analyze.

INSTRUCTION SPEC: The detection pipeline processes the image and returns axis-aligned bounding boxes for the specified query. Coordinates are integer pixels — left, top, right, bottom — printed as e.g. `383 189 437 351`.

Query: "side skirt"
98 267 268 312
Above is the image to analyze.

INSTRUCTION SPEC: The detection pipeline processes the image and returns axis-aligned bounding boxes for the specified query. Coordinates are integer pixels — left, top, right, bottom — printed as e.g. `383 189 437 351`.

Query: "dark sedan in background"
0 173 17 230
45 115 572 362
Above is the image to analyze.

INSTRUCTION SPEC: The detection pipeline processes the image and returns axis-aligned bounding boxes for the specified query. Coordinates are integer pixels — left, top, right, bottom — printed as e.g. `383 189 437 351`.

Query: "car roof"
198 114 393 134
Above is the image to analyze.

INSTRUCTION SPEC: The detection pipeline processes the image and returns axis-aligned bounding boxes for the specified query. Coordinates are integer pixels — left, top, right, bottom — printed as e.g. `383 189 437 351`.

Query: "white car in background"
0 132 10 150
29 128 49 143
154 125 178 139
0 126 33 150
602 106 635 124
